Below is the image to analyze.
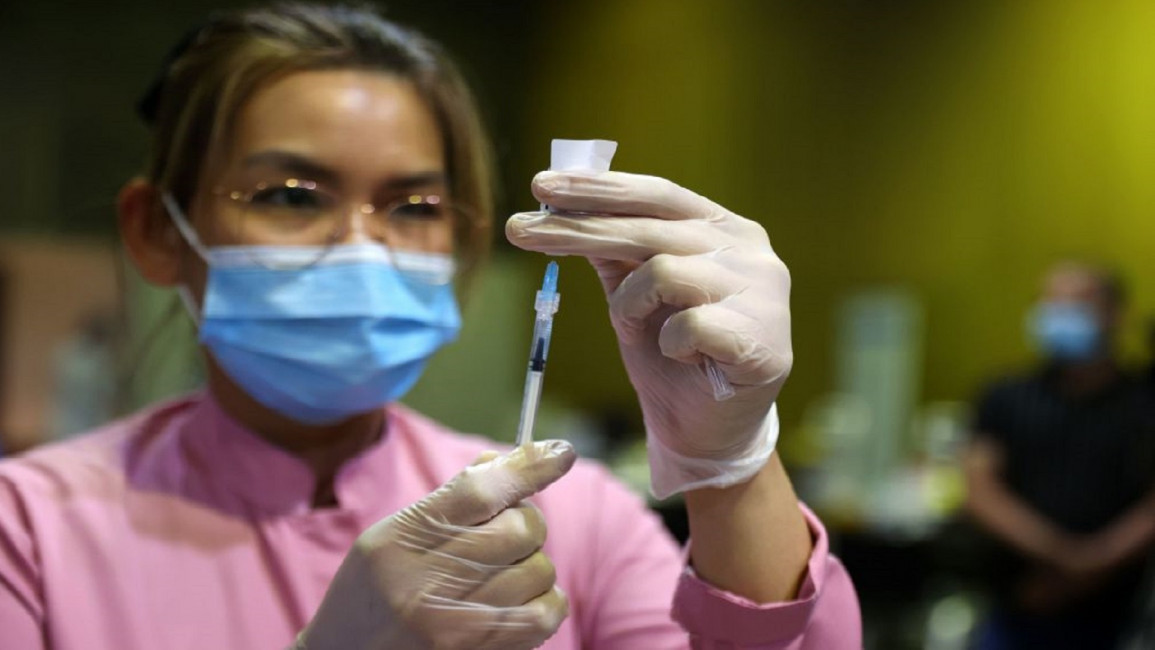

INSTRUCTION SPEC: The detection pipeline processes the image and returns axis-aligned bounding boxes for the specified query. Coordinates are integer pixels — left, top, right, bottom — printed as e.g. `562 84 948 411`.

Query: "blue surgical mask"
163 194 461 424
1028 301 1101 362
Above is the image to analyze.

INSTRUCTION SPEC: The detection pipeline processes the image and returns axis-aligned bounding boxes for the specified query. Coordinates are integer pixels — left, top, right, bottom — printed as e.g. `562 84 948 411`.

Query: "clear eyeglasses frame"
210 178 464 279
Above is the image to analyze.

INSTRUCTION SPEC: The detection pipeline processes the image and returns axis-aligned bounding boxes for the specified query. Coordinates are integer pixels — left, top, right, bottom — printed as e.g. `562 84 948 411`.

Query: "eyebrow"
384 171 448 191
242 151 338 184
241 150 448 191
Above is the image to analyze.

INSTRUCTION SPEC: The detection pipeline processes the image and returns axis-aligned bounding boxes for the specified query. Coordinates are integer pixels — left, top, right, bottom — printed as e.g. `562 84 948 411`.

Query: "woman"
0 4 860 648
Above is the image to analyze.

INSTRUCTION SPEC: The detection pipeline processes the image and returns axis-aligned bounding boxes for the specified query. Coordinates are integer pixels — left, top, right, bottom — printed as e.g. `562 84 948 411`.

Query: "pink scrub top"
0 392 861 649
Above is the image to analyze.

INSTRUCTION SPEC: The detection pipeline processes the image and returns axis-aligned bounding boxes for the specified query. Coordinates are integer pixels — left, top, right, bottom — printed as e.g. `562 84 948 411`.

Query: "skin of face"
185 69 452 288
119 70 453 488
1041 264 1117 339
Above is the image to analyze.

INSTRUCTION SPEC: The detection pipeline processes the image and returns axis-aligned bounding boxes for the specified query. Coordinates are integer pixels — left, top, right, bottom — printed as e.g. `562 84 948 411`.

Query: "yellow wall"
513 0 1155 428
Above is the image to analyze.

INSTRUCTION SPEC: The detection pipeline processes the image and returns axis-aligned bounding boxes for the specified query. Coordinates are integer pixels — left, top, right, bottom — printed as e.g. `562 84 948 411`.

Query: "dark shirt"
973 367 1155 621
975 367 1155 534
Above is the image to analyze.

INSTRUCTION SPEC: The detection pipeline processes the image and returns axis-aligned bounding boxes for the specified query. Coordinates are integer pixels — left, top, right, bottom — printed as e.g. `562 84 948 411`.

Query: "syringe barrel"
529 317 554 364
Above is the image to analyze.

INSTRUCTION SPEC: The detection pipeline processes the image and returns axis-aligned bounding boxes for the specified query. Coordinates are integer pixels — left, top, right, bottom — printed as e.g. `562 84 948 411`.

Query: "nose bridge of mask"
197 249 462 424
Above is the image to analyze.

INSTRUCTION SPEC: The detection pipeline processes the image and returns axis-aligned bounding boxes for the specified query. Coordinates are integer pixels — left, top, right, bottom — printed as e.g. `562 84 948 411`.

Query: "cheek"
196 214 250 246
186 190 247 247
437 221 457 255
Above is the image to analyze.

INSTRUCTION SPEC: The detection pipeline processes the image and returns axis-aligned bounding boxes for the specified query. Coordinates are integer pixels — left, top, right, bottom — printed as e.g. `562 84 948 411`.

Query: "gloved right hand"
296 440 577 650
507 171 791 499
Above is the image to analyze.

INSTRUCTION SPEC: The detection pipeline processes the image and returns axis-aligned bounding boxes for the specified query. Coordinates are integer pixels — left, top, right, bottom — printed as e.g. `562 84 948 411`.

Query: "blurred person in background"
0 3 860 649
964 262 1155 649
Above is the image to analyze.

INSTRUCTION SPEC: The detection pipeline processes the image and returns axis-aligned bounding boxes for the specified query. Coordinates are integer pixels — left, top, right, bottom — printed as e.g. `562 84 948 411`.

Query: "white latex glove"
506 172 791 499
296 440 576 650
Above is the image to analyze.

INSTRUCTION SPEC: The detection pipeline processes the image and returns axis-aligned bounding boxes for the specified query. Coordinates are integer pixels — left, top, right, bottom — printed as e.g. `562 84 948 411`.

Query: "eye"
392 196 449 221
249 182 331 212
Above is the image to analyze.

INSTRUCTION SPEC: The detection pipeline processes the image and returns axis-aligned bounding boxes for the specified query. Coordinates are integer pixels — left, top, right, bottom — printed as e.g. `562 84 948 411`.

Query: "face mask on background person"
163 193 461 425
1028 301 1101 362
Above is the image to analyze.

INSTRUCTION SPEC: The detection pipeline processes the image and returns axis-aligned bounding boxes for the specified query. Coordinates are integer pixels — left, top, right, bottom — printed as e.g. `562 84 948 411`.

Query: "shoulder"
0 408 155 587
0 397 193 508
1115 371 1155 404
0 424 129 504
974 371 1047 421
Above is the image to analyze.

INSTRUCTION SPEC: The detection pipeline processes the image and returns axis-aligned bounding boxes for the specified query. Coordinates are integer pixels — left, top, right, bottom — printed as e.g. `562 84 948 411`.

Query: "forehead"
1043 267 1103 302
228 69 445 175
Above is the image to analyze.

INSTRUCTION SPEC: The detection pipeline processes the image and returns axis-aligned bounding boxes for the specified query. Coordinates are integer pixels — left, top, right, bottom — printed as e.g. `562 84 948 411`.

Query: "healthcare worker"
0 4 860 648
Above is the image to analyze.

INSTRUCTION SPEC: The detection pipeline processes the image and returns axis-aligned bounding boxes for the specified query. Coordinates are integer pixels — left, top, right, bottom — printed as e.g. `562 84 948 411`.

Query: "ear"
118 178 183 286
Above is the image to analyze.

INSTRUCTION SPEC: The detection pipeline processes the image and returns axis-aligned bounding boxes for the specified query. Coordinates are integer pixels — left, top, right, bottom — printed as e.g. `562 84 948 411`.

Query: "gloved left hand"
506 171 792 499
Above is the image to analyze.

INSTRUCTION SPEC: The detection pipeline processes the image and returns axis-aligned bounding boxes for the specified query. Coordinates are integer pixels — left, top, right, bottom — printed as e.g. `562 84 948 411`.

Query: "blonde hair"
139 2 494 283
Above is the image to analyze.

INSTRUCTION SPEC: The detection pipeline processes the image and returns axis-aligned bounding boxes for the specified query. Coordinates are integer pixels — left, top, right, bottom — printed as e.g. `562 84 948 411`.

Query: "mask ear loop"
175 286 202 326
161 192 210 326
161 193 211 260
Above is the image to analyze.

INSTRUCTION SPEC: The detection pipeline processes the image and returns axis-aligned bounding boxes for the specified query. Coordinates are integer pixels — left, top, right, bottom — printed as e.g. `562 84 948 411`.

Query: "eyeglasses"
213 179 466 276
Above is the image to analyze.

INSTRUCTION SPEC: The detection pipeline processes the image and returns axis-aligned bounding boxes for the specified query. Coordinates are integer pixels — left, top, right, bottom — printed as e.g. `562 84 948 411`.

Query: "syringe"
516 261 561 447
